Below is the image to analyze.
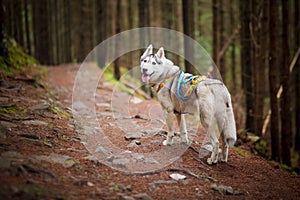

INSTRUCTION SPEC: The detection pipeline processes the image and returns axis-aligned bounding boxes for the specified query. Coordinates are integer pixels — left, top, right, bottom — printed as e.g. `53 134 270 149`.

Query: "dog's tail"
223 90 237 147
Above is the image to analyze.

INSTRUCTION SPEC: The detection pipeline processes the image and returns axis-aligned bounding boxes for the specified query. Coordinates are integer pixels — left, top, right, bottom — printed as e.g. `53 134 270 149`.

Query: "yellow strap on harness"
183 76 206 97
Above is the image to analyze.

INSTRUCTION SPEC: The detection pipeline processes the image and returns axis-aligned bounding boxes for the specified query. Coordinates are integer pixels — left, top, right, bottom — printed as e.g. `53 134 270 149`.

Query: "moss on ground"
0 38 38 74
48 105 71 119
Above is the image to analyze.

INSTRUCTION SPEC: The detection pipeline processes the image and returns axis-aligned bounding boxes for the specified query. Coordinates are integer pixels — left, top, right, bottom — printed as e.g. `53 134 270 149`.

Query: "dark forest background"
1 0 300 168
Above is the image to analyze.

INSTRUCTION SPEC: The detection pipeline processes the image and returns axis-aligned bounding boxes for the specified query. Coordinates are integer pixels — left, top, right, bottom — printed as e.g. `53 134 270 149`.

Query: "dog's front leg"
176 114 189 144
163 109 174 145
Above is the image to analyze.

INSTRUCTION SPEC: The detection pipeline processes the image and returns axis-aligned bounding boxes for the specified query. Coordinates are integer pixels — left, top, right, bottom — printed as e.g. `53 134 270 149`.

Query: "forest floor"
0 64 299 200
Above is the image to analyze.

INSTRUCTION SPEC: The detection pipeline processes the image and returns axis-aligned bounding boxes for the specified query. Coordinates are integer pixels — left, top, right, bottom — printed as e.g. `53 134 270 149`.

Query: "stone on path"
124 132 143 140
35 153 76 168
23 120 48 126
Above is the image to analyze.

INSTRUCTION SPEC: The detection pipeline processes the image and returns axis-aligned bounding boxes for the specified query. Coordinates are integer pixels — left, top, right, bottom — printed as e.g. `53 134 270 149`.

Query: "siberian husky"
140 44 237 164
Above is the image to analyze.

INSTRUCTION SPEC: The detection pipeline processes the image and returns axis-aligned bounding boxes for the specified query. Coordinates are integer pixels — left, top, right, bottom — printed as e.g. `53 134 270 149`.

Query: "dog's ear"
141 44 153 60
157 47 165 59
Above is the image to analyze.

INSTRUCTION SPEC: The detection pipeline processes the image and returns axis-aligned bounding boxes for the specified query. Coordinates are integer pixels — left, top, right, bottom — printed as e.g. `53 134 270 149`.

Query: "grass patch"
232 146 246 157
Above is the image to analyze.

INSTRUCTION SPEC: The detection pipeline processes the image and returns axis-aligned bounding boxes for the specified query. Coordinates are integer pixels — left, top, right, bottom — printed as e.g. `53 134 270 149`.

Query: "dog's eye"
152 62 156 65
144 60 147 63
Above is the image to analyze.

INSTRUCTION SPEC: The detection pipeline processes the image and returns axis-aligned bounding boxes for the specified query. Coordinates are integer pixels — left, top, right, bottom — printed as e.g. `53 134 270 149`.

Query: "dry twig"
125 167 216 182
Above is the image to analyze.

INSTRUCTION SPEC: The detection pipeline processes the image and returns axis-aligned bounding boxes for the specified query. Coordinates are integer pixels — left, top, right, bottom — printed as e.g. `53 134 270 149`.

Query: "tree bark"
254 0 268 137
240 0 254 133
32 0 50 64
114 0 121 80
182 0 195 74
269 0 281 162
138 0 150 48
280 0 291 165
212 0 221 74
0 0 9 58
294 0 300 155
252 0 264 137
229 0 236 90
219 0 226 83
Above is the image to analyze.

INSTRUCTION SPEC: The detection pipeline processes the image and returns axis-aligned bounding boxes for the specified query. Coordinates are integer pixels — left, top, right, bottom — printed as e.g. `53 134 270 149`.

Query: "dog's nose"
142 68 148 73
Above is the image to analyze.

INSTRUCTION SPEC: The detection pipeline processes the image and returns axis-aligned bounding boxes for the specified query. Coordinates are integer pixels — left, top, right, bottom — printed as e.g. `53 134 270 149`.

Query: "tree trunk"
269 0 281 162
14 0 23 48
252 0 264 137
229 0 236 91
254 0 268 137
219 0 226 83
0 0 9 58
138 0 150 48
294 0 300 156
240 0 254 133
182 0 195 74
96 0 107 68
114 0 121 80
65 0 72 63
173 0 182 66
280 0 291 165
212 0 221 72
24 0 32 55
32 0 50 64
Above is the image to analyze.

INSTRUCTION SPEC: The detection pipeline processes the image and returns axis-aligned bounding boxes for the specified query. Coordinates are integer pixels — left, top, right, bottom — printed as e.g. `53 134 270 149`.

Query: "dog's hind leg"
176 114 189 144
216 109 228 162
199 102 219 165
163 109 175 145
206 125 219 165
220 131 229 162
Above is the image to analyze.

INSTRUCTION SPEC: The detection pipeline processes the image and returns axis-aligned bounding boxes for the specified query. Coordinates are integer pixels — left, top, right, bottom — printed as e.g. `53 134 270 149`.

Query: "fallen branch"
217 24 241 61
181 165 209 171
125 167 216 182
13 76 36 83
0 103 15 108
121 79 151 100
189 145 199 154
193 157 208 166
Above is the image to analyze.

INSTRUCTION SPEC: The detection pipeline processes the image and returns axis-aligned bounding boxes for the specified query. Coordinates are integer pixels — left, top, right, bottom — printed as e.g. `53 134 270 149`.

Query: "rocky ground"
0 64 299 200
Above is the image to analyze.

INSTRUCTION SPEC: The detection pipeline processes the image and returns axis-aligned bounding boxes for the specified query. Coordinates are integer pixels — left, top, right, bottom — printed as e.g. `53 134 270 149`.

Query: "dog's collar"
155 69 181 93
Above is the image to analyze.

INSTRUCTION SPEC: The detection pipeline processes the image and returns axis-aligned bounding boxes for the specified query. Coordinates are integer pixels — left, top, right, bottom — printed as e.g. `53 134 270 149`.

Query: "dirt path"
0 64 299 200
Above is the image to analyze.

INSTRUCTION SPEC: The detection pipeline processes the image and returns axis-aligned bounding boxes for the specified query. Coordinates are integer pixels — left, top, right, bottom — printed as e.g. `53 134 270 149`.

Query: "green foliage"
232 146 245 157
0 38 38 74
254 139 268 157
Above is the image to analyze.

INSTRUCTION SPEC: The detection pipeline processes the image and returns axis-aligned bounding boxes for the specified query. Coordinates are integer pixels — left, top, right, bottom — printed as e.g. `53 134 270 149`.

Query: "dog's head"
140 44 174 84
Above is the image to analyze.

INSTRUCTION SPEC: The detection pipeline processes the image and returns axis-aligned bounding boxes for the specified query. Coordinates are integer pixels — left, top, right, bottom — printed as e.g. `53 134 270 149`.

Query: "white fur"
140 45 237 164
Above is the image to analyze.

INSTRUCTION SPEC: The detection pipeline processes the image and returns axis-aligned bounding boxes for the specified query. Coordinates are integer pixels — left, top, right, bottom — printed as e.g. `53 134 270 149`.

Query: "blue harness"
177 70 206 100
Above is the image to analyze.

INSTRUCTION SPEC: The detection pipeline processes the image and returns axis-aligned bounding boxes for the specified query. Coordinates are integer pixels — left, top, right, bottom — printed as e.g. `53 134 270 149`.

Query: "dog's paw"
180 135 190 145
181 139 191 146
219 154 228 163
207 157 218 165
163 140 169 146
163 138 173 146
207 158 213 165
